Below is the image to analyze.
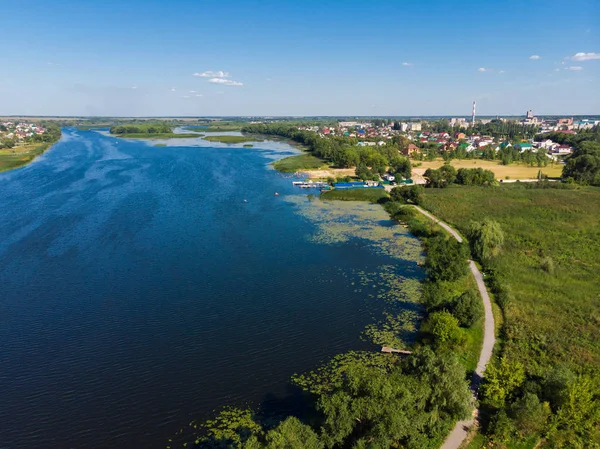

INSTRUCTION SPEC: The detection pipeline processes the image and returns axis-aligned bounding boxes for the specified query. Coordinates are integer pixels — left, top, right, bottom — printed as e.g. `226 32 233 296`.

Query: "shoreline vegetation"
170 185 487 448
173 127 600 447
0 124 62 172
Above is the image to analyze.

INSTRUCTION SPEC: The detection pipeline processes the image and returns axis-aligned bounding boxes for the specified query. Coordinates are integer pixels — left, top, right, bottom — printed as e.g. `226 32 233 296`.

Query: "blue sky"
1 0 598 116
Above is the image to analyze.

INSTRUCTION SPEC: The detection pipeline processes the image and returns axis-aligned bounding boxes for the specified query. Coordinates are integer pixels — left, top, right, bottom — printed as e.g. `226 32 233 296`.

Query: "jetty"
381 346 412 355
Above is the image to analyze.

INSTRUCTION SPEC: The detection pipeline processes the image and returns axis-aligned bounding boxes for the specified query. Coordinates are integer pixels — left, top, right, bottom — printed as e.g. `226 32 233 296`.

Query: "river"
0 129 423 448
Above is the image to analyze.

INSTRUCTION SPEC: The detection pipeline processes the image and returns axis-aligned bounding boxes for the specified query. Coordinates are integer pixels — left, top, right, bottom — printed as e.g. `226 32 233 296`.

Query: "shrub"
509 393 551 436
423 311 462 346
452 289 484 327
425 236 470 282
389 185 424 205
540 256 555 275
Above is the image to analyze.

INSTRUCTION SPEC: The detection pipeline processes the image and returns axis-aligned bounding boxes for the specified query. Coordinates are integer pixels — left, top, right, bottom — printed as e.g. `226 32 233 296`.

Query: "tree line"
241 123 412 179
110 123 172 134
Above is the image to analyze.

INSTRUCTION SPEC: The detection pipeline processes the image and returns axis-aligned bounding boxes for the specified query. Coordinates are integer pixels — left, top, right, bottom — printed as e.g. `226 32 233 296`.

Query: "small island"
202 135 259 144
110 123 202 139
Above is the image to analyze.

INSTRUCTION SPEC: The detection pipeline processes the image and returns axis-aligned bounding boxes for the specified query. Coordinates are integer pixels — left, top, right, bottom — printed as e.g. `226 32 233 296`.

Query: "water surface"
0 129 422 448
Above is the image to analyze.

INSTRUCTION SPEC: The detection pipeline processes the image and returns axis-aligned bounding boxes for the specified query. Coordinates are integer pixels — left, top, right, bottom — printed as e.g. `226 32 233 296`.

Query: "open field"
421 185 600 376
413 158 563 180
0 142 53 172
272 153 328 172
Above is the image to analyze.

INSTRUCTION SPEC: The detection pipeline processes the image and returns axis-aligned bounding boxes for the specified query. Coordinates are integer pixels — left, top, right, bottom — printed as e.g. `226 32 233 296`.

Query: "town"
296 111 599 161
0 121 47 148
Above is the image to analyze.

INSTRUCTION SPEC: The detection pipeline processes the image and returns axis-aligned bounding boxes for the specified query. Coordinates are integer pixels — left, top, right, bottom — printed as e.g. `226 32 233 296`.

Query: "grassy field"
272 153 327 172
0 142 53 172
115 132 202 139
421 185 600 376
320 188 388 203
202 135 258 144
413 158 563 180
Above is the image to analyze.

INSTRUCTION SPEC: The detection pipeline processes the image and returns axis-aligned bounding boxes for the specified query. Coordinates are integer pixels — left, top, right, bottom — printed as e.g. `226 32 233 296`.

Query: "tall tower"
472 101 476 127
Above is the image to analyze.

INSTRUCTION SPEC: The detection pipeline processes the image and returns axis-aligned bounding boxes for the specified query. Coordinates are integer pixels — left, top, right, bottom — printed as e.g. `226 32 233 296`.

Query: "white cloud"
189 90 197 93
477 67 488 72
529 55 541 60
570 52 600 61
266 78 272 81
170 87 176 91
181 95 190 98
565 66 584 71
132 85 137 89
402 62 413 67
209 78 243 86
554 68 560 72
499 70 505 74
195 94 203 97
193 71 230 78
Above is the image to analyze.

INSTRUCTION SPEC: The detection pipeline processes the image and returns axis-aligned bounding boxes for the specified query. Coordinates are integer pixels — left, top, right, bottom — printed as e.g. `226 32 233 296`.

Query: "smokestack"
472 101 476 127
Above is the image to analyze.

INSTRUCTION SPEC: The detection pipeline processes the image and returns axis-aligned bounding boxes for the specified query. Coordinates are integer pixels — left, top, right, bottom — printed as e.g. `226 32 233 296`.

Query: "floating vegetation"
285 196 424 263
285 196 426 349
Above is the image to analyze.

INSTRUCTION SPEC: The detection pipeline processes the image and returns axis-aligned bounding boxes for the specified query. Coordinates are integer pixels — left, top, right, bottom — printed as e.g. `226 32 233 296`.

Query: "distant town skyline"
1 0 599 116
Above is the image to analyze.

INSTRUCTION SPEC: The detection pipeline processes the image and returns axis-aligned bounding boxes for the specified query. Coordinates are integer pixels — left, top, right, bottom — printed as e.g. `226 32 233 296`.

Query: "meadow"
420 185 600 376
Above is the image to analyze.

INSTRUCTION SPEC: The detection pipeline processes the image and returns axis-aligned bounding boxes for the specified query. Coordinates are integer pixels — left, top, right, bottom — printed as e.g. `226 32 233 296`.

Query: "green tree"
265 417 323 449
452 289 483 327
547 376 600 447
562 141 600 186
509 393 551 437
468 219 504 262
481 357 526 406
389 185 424 205
424 236 469 282
423 311 462 346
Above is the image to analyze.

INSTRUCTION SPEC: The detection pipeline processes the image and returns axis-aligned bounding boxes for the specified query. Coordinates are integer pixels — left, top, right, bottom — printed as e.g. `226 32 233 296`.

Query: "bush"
540 256 555 275
424 164 457 188
509 393 551 437
423 311 462 346
393 205 416 222
452 289 484 327
424 236 470 282
389 185 424 205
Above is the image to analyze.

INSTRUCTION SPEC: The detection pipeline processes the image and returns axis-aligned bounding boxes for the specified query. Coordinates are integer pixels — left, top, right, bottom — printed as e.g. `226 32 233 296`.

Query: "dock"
381 346 412 355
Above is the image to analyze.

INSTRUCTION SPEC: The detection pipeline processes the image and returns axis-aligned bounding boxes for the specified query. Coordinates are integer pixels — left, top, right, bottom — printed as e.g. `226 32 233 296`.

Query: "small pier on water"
381 346 413 355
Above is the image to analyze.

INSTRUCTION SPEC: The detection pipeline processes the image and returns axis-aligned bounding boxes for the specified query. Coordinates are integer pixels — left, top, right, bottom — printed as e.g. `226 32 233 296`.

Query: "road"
412 206 496 449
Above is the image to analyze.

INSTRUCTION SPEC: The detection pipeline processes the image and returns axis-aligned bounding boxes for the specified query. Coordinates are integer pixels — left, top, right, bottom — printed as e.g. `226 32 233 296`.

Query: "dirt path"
412 206 496 449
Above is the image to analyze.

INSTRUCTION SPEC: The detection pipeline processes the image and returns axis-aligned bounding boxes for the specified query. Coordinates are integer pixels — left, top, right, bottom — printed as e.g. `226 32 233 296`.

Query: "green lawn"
272 153 327 172
421 185 600 375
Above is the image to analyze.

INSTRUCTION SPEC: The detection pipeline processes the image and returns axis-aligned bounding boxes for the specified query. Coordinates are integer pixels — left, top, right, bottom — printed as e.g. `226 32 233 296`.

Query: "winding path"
412 206 496 449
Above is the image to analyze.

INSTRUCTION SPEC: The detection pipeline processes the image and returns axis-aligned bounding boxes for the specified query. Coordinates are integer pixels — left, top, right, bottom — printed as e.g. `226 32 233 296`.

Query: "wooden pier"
381 346 412 355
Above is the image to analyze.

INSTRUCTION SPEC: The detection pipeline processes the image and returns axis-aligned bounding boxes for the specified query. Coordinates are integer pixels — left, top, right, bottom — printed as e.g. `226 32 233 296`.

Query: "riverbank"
174 184 493 448
0 135 61 173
